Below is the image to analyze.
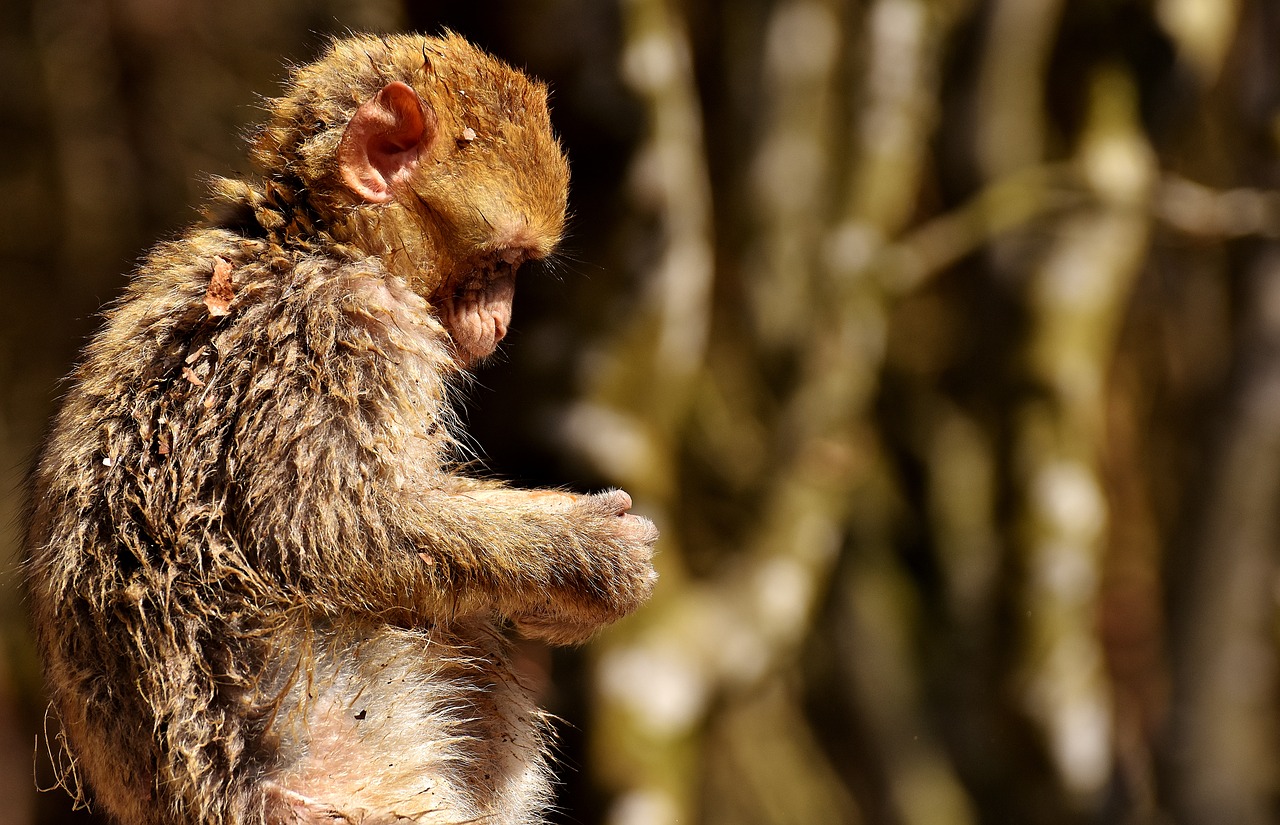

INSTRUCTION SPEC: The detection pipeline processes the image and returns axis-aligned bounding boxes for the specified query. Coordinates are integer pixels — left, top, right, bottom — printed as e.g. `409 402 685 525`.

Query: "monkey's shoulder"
84 228 450 376
39 228 457 496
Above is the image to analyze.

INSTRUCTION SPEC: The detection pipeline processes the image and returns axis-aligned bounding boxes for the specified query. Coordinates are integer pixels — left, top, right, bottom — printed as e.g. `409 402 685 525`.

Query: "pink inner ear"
339 81 435 203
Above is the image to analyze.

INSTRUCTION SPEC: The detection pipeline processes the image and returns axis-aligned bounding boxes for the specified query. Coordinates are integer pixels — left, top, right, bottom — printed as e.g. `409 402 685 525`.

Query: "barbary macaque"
24 33 657 825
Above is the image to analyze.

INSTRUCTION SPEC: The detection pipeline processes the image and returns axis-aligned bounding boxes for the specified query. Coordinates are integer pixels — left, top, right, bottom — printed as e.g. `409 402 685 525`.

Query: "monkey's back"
24 225 552 824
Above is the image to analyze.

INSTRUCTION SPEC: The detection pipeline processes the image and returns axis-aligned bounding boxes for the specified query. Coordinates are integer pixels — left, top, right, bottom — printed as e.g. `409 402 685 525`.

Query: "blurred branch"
879 169 1280 300
1157 175 1280 239
1012 66 1156 802
1156 0 1242 82
555 0 717 513
581 1 714 821
877 162 1084 295
973 0 1064 178
616 0 718 422
745 0 844 349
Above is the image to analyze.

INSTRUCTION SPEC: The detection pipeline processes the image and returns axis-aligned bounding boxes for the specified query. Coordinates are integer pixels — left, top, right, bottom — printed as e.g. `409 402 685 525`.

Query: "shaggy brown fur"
25 33 656 825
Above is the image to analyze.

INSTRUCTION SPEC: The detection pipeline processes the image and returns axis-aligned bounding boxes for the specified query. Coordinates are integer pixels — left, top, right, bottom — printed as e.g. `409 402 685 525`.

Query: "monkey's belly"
258 619 550 825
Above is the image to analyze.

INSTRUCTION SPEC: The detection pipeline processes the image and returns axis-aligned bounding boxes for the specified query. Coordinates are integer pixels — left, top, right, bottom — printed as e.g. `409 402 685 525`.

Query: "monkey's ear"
338 81 436 204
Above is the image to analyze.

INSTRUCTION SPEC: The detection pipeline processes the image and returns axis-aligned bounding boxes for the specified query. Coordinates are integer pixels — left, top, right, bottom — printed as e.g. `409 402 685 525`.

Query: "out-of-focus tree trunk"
1012 65 1155 806
1167 246 1280 825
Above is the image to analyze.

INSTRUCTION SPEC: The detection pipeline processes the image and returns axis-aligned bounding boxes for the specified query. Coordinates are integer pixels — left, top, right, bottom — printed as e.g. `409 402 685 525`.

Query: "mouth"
436 252 527 365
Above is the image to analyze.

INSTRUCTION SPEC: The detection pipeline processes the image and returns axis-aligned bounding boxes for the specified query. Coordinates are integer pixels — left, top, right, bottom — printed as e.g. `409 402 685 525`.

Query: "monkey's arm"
396 486 658 642
238 472 653 643
238 437 654 640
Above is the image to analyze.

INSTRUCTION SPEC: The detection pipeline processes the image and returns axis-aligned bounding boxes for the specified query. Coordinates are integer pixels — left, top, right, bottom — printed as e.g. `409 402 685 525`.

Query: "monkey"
23 32 657 825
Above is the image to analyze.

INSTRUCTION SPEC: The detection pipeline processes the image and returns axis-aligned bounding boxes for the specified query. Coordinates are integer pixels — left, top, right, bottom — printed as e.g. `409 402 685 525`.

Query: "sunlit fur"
25 33 654 825
254 32 570 297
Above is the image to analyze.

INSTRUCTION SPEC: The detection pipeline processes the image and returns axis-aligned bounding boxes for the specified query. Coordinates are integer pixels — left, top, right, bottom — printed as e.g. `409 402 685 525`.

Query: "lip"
432 251 525 365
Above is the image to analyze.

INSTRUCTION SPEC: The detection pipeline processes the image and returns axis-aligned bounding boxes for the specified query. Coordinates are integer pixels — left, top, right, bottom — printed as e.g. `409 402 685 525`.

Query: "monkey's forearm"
398 487 656 630
255 483 654 633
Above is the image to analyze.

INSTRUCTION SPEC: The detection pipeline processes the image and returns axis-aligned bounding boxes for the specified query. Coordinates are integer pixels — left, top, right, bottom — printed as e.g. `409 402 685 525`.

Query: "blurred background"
2 0 1279 822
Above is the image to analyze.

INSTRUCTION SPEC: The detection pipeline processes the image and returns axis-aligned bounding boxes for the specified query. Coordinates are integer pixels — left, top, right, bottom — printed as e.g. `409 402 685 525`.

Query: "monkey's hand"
510 490 658 644
417 487 657 644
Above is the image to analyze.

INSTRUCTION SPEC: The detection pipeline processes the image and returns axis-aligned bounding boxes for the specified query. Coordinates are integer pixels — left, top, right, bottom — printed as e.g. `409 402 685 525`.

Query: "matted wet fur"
25 33 656 825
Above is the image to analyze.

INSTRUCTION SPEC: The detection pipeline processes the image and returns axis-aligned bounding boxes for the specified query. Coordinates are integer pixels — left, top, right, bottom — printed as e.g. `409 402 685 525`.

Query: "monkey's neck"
204 176 440 293
205 175 355 258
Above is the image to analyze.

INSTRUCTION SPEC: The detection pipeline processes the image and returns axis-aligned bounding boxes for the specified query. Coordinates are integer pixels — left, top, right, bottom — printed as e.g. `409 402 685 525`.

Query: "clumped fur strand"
25 33 655 825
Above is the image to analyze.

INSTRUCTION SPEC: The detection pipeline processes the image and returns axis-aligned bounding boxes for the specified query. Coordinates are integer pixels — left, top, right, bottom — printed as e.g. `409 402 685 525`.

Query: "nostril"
498 247 532 267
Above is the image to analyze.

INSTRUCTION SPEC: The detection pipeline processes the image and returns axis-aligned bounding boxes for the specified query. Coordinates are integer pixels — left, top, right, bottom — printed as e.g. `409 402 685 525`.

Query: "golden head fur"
250 32 569 296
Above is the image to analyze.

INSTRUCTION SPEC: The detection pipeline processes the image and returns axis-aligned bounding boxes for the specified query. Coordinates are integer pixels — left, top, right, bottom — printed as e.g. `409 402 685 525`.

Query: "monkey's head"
253 33 570 365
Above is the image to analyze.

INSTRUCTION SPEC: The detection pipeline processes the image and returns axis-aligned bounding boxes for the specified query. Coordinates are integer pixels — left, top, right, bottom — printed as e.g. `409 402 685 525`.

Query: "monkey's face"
334 41 569 366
